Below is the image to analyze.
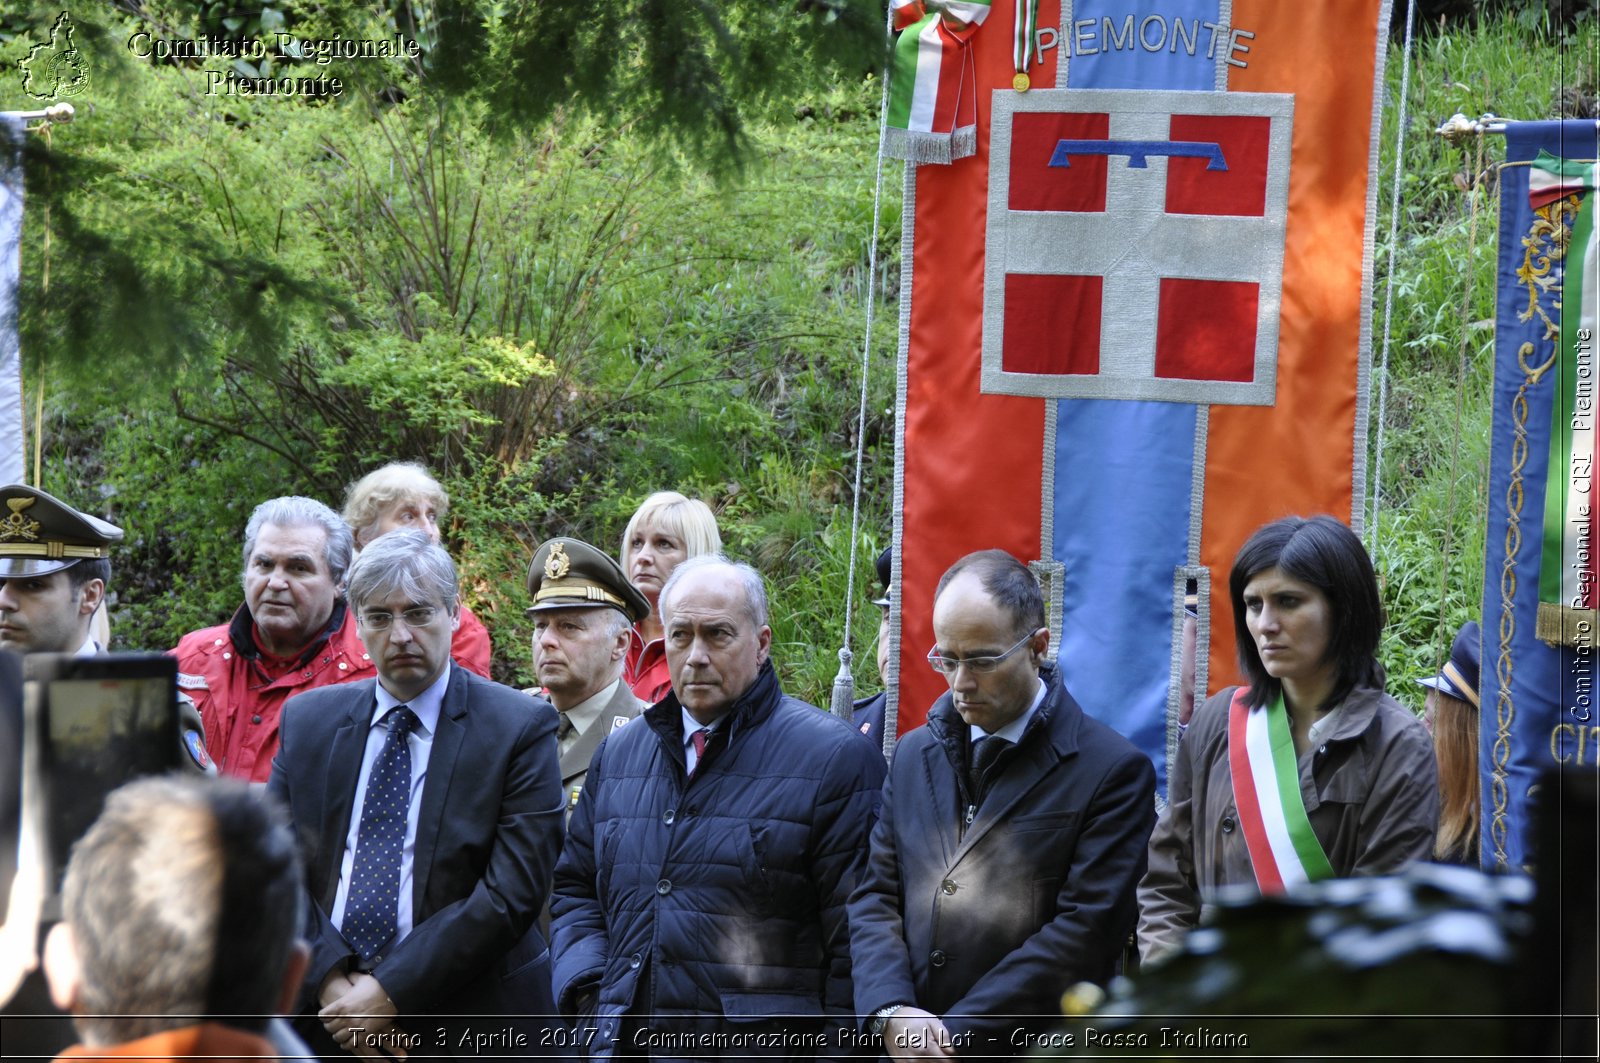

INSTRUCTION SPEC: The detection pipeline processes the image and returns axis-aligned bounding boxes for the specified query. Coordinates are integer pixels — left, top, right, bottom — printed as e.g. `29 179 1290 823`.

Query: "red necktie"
689 728 710 779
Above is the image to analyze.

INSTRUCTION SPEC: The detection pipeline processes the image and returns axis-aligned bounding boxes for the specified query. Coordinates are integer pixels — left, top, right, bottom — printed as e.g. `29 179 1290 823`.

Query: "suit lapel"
320 686 375 906
919 738 962 867
954 736 1058 861
952 693 1081 862
413 668 469 917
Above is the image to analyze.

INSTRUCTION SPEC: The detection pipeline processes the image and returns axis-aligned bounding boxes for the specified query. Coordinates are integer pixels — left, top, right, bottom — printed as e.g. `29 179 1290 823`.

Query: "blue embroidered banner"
1482 119 1600 872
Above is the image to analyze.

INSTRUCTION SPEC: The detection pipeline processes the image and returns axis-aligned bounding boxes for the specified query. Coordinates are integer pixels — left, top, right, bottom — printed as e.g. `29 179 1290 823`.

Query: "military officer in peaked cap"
527 537 651 821
0 484 121 657
0 483 212 775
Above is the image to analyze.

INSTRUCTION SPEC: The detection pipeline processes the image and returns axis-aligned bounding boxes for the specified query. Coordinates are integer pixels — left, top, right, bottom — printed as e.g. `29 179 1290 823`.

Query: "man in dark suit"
525 538 649 822
849 549 1156 1061
268 529 564 1060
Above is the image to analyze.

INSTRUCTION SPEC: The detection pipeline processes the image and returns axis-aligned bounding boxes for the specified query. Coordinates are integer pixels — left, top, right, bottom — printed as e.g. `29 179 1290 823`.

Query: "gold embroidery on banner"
1492 192 1574 868
0 497 42 542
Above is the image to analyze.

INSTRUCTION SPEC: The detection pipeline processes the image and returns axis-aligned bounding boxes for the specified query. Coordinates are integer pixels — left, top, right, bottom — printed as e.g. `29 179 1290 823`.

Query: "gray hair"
659 553 769 628
342 462 448 548
62 776 302 1044
241 496 354 588
344 529 459 615
599 606 633 639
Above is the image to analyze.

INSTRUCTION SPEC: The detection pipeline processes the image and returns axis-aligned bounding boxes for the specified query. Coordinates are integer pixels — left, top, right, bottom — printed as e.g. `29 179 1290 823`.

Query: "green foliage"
24 23 896 701
465 0 887 171
1369 13 1596 693
24 5 1580 714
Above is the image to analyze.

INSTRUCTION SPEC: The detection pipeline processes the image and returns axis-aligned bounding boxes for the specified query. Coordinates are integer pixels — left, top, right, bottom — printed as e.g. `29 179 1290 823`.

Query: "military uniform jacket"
559 680 644 822
848 666 1156 1056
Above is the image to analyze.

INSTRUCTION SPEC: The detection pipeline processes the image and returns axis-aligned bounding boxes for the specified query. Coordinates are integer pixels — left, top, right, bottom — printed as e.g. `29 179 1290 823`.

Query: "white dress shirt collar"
969 675 1048 745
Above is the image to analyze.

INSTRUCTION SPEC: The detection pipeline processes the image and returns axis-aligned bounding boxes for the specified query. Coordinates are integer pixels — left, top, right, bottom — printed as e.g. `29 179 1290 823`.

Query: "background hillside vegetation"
2 3 1594 702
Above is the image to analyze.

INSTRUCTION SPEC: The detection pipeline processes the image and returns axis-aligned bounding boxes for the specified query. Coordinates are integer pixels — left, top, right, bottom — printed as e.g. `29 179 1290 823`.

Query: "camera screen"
43 675 175 876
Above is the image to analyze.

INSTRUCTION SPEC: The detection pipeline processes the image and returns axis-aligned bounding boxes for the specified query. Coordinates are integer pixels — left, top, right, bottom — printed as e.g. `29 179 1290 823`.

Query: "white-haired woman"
341 462 492 677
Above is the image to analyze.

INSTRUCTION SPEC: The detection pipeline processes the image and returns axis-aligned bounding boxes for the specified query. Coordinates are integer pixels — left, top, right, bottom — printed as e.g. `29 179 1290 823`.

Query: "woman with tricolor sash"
1136 515 1439 964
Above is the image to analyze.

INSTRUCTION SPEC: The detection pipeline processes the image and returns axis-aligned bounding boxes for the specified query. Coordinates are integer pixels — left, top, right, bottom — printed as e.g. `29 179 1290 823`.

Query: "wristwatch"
869 1004 907 1037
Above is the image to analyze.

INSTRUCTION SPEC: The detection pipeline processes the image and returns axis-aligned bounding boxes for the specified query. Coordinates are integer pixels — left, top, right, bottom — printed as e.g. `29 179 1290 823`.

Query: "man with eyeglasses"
268 529 564 1059
849 549 1155 1061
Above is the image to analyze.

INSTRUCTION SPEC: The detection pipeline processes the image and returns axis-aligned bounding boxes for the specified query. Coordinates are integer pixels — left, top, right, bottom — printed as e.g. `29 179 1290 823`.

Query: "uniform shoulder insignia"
610 715 632 733
183 730 216 773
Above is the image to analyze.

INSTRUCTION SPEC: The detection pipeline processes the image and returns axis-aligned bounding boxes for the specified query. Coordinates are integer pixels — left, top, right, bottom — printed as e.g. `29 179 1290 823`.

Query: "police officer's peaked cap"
527 537 650 624
872 546 892 608
0 484 123 578
1418 619 1482 709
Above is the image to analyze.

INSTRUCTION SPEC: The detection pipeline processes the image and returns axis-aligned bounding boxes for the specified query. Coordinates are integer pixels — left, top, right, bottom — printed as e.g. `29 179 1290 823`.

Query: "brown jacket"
1137 684 1438 962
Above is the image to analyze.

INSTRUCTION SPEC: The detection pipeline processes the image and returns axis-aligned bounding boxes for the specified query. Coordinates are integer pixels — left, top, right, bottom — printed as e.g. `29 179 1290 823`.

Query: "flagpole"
1438 112 1600 139
0 103 75 125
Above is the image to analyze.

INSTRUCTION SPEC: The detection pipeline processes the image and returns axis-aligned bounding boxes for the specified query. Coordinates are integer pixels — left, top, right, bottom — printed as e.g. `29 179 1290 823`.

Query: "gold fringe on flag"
1534 602 1598 647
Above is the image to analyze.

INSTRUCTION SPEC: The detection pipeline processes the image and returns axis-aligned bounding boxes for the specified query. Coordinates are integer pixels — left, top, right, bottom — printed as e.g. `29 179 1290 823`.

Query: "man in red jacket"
172 496 374 782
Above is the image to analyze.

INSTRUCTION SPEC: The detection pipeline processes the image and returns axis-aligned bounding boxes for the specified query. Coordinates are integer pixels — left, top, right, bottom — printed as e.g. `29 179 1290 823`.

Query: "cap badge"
0 497 41 542
545 541 571 580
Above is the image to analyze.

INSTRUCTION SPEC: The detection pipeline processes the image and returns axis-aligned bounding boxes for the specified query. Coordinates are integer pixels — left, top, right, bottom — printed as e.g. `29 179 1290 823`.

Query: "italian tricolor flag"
1533 153 1599 620
885 1 992 164
1228 689 1335 894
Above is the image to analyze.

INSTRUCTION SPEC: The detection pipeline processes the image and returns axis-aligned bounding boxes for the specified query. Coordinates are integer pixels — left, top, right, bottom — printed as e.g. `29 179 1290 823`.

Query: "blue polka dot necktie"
344 705 417 964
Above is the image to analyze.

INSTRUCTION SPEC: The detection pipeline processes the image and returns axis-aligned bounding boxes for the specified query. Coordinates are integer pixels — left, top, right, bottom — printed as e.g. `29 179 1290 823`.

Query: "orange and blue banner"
890 0 1391 796
1483 120 1600 872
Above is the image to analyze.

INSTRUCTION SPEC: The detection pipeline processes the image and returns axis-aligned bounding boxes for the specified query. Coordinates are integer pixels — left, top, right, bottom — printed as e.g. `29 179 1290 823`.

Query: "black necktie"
557 712 575 743
969 734 1011 798
344 705 417 963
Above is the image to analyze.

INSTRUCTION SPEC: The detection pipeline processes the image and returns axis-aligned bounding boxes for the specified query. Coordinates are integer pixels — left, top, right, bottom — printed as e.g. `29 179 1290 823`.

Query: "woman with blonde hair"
618 491 721 703
341 462 492 676
1419 620 1481 865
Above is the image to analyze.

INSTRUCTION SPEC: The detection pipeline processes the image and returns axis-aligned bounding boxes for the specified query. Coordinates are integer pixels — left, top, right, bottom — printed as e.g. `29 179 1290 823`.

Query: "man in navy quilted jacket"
551 554 886 1060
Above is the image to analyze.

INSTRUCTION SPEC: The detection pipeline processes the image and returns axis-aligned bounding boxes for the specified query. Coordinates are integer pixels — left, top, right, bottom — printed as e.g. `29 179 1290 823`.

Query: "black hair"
63 557 110 591
1229 515 1384 710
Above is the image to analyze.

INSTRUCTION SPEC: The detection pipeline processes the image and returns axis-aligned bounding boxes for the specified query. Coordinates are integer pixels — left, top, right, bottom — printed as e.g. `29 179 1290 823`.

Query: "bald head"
658 555 772 724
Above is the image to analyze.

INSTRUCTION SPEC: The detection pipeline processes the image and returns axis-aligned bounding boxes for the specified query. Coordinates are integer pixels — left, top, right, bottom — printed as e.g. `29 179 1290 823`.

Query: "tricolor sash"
885 1 992 164
1532 151 1600 644
1227 688 1335 894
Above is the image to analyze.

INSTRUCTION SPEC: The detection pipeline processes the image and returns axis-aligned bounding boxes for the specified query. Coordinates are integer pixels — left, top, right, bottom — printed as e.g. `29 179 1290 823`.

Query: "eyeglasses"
359 606 441 631
926 629 1042 676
